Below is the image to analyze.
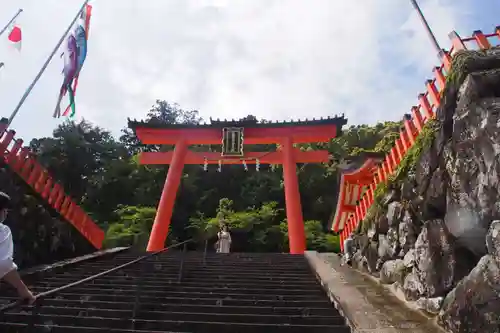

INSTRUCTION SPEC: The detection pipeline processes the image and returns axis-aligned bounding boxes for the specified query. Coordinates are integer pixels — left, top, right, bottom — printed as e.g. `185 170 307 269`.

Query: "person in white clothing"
0 192 35 304
216 224 232 254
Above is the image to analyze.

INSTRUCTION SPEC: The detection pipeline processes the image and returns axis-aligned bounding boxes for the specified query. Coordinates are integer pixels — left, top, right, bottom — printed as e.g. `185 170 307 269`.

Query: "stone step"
64 266 314 277
74 263 312 273
0 251 350 333
38 277 322 290
0 313 349 332
1 293 333 307
57 272 319 283
0 323 166 333
79 256 310 265
125 253 310 259
27 285 325 299
81 253 309 261
5 305 345 326
14 299 336 316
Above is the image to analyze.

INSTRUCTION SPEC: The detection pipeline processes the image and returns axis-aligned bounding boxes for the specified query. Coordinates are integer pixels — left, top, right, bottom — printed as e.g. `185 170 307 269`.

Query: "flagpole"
409 0 442 55
0 9 23 38
7 0 89 126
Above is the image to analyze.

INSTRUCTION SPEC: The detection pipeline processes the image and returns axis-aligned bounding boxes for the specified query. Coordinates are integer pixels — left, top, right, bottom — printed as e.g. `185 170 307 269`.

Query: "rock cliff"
0 161 95 270
346 48 500 333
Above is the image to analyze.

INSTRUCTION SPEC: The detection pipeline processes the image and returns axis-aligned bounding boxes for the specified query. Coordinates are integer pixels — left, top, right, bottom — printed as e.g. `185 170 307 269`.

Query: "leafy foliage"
103 206 156 249
29 100 402 253
393 118 438 183
360 118 439 233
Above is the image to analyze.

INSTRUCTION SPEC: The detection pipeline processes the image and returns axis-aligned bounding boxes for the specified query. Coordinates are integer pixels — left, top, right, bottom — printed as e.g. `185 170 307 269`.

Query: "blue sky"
0 0 498 142
468 0 499 32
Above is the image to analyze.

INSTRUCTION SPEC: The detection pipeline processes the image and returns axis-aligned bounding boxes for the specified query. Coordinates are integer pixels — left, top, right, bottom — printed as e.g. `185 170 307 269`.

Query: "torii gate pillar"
282 136 306 254
146 139 187 252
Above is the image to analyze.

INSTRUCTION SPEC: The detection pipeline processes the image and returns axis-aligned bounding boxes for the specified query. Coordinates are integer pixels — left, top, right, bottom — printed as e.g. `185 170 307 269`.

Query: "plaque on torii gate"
128 115 347 254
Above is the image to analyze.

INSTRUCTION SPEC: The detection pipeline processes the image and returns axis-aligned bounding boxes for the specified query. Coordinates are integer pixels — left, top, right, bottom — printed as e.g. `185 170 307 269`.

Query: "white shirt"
0 223 16 278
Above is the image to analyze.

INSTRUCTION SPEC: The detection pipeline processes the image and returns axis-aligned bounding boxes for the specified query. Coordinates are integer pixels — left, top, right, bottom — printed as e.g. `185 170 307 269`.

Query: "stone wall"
345 48 500 333
0 162 95 270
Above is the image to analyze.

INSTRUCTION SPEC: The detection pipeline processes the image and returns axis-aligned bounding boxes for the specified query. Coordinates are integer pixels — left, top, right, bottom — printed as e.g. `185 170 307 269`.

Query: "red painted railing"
0 122 104 249
340 27 500 251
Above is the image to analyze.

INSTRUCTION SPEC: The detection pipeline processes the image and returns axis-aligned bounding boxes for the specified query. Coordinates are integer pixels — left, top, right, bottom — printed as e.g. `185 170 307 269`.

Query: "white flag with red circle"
7 25 22 51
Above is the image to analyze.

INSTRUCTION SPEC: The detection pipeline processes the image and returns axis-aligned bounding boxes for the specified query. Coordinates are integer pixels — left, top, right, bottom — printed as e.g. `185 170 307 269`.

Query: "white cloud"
0 0 488 143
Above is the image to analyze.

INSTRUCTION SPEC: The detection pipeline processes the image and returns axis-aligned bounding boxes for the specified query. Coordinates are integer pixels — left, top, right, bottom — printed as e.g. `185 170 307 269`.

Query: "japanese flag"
7 25 22 51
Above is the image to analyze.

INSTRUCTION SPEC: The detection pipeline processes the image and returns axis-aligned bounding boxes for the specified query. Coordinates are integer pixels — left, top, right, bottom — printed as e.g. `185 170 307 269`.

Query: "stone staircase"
0 250 350 332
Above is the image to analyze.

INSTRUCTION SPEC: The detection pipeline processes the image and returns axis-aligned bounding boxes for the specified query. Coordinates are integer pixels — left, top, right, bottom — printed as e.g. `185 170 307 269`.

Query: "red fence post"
433 66 446 90
355 205 361 224
426 80 441 108
449 30 467 51
418 94 434 119
377 166 386 182
69 203 77 223
385 156 394 175
472 30 491 50
411 107 424 132
391 147 399 164
441 50 453 72
361 197 367 217
369 184 375 201
54 189 65 210
72 204 80 223
73 207 83 227
27 162 42 186
48 184 59 205
382 161 389 178
42 178 53 199
403 116 416 145
0 119 8 134
395 138 404 161
14 148 30 172
365 194 371 210
34 170 47 193
399 129 409 152
20 157 35 180
60 196 70 216
352 216 356 232
0 130 15 156
66 202 75 221
6 139 22 165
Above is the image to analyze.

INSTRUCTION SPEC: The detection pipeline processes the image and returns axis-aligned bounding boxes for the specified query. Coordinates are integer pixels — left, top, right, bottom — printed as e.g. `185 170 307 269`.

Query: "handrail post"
177 242 188 284
131 257 147 330
203 238 208 267
28 299 42 330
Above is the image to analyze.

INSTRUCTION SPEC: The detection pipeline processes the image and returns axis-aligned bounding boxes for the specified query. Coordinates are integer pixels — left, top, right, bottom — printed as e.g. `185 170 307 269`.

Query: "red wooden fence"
340 27 500 251
0 121 104 249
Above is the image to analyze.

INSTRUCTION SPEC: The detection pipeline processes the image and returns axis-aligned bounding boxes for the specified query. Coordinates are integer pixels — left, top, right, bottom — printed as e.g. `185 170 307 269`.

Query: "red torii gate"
128 116 347 254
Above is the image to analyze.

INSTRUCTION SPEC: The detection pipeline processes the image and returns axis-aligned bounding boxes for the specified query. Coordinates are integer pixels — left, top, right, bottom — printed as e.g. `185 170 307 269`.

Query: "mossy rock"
356 48 500 233
445 48 500 90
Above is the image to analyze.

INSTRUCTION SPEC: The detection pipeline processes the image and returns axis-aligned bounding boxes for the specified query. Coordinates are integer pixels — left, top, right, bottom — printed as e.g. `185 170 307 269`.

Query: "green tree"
103 205 156 248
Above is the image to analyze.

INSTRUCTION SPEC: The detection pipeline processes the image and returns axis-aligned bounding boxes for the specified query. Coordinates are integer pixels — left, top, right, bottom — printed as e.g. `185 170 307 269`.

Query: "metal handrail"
0 238 194 313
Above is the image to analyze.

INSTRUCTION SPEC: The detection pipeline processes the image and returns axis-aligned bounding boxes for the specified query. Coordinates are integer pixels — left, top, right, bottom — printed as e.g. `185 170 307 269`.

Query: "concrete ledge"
304 251 447 333
20 247 129 278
